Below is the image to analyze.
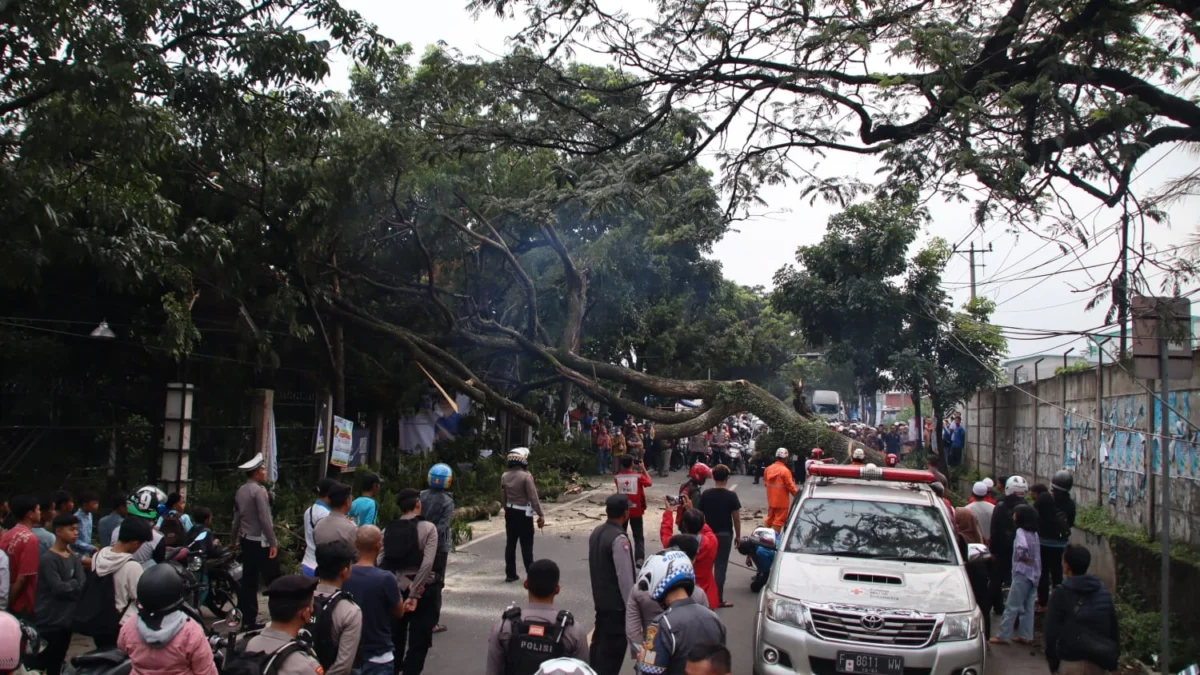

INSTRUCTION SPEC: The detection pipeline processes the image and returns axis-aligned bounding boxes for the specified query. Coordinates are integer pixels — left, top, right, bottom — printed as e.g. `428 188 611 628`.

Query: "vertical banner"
267 405 278 483
331 416 354 468
313 397 328 455
349 429 370 470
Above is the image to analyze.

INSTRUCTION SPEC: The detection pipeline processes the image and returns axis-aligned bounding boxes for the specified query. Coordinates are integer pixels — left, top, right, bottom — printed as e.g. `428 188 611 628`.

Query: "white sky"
326 1 1200 360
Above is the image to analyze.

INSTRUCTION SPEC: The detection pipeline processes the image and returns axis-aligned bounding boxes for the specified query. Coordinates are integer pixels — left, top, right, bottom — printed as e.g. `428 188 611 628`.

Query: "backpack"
160 511 187 548
502 607 575 675
308 590 356 669
381 518 424 572
72 566 131 637
223 632 312 675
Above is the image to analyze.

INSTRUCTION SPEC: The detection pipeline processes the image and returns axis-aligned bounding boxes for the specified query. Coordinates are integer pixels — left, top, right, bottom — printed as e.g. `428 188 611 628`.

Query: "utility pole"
1118 206 1130 359
957 242 993 300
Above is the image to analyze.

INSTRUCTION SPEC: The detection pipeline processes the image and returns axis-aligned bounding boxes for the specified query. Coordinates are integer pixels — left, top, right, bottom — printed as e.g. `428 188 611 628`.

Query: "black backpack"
72 566 131 637
160 511 187 548
308 590 356 669
381 518 424 572
502 607 575 675
223 632 312 675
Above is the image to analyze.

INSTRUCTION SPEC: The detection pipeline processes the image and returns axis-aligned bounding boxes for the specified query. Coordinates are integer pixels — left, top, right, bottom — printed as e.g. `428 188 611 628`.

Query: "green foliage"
1075 506 1200 567
774 195 1006 425
1055 361 1093 376
1114 594 1200 671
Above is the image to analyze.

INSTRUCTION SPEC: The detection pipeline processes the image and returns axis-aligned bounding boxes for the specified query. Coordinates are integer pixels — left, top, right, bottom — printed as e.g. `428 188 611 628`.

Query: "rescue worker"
884 454 900 467
240 575 323 675
634 550 726 675
231 452 277 629
421 463 455 635
803 447 834 480
588 494 636 675
614 455 652 565
485 559 588 675
848 447 867 466
763 449 797 533
678 463 711 519
501 448 544 583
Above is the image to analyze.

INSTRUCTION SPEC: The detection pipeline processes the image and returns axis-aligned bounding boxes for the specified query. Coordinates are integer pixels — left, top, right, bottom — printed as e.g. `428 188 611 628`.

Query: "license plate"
836 651 904 675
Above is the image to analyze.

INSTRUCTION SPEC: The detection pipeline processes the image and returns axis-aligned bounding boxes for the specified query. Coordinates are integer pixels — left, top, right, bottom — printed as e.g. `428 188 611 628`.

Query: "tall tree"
774 195 1006 446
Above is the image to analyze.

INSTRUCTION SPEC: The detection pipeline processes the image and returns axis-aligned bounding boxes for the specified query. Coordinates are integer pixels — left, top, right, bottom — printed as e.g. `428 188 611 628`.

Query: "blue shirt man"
348 473 382 527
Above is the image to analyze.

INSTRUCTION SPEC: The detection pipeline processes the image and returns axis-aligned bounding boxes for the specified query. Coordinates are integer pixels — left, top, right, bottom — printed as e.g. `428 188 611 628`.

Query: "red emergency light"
807 463 937 483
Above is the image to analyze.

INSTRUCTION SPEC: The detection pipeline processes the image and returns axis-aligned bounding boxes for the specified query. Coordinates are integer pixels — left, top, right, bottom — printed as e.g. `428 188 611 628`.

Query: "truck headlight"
765 591 810 631
939 609 982 642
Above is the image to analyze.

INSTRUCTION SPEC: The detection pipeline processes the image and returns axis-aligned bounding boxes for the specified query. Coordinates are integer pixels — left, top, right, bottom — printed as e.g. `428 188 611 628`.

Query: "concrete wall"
966 357 1200 546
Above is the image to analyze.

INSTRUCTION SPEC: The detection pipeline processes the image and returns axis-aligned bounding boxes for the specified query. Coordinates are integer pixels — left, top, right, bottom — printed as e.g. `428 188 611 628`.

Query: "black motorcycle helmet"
137 563 187 625
1051 469 1074 492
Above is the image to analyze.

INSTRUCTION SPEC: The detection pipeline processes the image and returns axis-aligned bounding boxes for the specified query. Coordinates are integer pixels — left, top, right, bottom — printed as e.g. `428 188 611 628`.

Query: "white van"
811 390 843 422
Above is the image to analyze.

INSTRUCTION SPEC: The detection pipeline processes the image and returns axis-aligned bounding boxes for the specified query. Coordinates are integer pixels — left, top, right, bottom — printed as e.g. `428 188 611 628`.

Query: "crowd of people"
0 427 1123 675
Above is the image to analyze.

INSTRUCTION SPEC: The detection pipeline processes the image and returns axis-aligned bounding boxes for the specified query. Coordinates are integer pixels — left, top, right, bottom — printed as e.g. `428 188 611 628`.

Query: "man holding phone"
615 455 653 565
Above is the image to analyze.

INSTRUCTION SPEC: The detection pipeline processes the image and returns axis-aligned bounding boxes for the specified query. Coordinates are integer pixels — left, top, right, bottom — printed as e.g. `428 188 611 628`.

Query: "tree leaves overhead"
469 0 1200 228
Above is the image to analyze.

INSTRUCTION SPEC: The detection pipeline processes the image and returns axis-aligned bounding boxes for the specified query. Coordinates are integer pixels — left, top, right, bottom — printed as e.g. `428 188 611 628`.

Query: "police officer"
634 551 726 675
588 494 636 675
485 559 588 675
232 452 277 628
241 575 322 675
501 448 544 583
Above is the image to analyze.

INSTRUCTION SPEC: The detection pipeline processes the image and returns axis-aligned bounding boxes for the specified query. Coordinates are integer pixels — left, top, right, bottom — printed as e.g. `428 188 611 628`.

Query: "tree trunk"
912 385 923 453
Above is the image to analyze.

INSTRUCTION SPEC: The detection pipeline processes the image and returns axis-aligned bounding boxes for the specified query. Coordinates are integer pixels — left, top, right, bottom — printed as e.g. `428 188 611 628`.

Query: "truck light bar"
807 463 937 483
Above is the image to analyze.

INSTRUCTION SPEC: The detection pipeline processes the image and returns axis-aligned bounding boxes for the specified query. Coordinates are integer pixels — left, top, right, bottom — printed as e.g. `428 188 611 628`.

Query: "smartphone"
666 495 680 506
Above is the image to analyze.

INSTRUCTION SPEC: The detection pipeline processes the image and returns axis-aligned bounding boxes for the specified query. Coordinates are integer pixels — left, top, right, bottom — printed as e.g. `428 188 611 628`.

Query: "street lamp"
90 320 116 339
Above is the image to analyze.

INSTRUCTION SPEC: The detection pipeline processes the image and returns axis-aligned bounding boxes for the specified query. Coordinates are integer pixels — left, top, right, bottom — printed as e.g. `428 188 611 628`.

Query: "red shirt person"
659 505 719 606
615 455 653 563
0 495 42 615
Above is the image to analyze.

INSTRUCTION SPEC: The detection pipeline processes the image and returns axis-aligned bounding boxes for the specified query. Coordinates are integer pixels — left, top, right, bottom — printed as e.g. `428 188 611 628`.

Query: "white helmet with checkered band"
636 549 696 602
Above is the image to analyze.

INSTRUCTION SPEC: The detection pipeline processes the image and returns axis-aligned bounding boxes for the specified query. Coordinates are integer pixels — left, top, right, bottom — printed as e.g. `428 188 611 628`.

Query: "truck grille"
808 606 938 648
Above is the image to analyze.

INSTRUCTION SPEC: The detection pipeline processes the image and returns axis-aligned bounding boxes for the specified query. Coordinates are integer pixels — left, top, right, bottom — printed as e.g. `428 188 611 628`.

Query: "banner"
267 405 278 484
349 429 370 470
331 416 354 468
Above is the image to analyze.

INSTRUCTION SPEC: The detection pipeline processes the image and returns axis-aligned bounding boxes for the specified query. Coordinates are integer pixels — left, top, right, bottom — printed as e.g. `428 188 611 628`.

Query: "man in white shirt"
302 478 336 577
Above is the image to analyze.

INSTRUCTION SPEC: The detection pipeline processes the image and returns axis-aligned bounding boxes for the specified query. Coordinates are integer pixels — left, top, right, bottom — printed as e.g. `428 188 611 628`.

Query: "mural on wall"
1100 395 1148 505
1062 407 1093 470
1151 391 1200 481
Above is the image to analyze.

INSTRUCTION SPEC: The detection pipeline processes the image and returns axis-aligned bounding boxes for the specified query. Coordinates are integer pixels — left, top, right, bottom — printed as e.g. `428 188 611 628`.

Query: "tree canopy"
774 195 1007 431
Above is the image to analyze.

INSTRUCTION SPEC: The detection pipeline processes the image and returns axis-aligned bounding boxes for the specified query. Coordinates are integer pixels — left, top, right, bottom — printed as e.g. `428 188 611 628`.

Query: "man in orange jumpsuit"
763 447 798 533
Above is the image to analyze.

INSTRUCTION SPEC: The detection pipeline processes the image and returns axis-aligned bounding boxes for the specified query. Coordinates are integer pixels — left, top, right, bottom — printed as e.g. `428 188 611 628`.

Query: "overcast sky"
326 1 1200 361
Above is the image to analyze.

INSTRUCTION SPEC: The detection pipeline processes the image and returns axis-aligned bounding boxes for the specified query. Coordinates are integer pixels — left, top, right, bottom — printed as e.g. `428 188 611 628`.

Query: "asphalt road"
424 466 1048 675
424 468 770 674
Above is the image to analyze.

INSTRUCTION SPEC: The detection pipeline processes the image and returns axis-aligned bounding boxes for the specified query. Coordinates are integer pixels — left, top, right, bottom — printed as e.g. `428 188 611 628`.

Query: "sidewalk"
988 642 1050 675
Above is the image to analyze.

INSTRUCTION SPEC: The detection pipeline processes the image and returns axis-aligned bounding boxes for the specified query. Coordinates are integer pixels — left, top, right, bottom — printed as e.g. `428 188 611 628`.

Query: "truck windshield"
785 498 957 563
814 404 839 415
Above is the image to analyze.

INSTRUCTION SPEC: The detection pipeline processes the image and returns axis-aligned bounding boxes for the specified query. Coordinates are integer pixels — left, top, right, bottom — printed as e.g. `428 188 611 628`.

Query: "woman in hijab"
956 507 986 545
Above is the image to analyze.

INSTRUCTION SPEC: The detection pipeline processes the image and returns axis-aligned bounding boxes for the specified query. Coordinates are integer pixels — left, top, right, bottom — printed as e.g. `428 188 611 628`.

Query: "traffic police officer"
501 448 544 582
242 575 323 675
232 452 277 627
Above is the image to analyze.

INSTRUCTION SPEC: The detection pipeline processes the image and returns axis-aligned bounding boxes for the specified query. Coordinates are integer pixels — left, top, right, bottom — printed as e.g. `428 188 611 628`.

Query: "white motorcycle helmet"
535 659 598 675
636 549 696 602
851 447 866 462
749 526 778 549
1005 475 1029 496
775 447 789 459
506 447 531 466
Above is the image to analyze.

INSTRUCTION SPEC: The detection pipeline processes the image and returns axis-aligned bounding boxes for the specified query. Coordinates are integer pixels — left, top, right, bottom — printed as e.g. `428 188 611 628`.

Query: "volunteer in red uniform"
614 455 653 565
763 448 798 533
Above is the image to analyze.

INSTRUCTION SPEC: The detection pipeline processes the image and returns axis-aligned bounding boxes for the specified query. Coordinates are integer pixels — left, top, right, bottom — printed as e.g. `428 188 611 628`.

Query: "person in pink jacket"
117 564 217 675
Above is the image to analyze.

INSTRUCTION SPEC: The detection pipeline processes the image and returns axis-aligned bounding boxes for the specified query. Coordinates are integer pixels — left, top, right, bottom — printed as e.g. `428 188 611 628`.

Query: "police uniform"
242 576 323 675
589 495 637 675
232 453 277 626
484 602 589 675
500 468 543 581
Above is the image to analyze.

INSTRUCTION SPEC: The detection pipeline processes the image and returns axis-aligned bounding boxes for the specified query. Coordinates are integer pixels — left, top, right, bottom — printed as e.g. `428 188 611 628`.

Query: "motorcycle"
66 546 241 675
201 545 243 621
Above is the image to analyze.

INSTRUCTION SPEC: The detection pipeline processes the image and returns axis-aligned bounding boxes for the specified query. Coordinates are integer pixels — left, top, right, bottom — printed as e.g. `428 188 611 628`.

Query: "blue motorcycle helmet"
428 463 453 489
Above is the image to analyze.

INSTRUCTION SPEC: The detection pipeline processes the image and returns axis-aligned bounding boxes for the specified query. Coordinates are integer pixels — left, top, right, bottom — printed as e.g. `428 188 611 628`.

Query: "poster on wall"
330 416 354 468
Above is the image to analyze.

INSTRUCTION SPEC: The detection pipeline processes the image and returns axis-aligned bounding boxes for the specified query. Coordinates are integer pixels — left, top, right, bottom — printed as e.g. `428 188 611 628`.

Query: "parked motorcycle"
201 545 242 621
726 441 746 475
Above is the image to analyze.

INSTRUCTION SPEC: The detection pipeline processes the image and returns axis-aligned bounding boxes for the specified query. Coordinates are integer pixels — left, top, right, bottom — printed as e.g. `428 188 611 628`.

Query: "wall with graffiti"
969 367 1200 546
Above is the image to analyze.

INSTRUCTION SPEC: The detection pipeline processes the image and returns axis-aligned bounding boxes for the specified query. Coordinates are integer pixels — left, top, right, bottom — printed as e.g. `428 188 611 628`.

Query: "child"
990 504 1040 645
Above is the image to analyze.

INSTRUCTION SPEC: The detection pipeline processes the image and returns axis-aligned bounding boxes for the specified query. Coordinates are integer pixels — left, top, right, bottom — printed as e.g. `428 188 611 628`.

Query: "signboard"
1132 296 1193 380
330 416 354 468
348 429 370 470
